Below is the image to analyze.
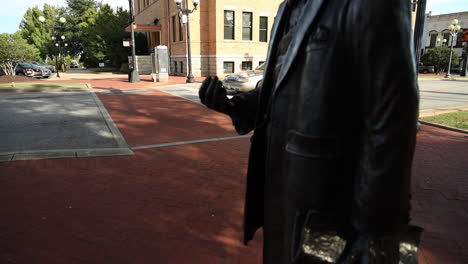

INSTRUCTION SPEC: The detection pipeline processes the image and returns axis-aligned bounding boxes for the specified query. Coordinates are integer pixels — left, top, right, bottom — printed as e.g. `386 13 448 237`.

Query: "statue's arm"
229 84 260 135
199 76 260 135
348 0 419 238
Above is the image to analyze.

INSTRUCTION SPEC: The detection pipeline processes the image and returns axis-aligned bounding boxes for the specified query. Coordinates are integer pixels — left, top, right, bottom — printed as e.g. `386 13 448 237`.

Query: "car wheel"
17 72 24 76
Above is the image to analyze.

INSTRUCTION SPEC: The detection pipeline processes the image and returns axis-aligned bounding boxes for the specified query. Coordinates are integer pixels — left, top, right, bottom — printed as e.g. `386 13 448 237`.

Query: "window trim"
172 15 177 43
442 31 451 46
242 12 253 41
259 16 268 43
241 61 253 71
179 17 184 42
224 10 235 40
429 33 438 48
223 61 235 74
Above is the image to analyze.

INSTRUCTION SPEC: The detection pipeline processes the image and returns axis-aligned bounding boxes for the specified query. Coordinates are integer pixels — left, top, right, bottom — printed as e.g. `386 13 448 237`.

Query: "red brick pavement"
1 77 467 263
411 126 468 264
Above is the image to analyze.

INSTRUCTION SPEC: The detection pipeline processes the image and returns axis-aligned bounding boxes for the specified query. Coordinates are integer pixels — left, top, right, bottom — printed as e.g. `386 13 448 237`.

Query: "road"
157 79 468 116
418 79 468 115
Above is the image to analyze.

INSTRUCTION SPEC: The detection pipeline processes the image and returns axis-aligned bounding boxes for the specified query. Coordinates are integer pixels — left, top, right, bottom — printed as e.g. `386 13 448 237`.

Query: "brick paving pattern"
0 77 467 263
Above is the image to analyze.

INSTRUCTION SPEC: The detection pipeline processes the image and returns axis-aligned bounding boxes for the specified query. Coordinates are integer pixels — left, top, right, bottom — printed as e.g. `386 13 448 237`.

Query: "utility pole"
129 0 140 82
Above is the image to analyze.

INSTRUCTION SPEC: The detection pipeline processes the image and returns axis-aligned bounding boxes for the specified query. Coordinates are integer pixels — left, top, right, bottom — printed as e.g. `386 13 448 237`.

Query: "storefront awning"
125 24 161 32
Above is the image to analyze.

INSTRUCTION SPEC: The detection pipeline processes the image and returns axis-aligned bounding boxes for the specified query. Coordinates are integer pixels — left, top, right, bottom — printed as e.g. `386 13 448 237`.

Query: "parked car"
418 64 435 74
29 62 52 78
15 63 51 78
70 62 79 68
223 63 265 93
31 62 56 73
15 63 36 77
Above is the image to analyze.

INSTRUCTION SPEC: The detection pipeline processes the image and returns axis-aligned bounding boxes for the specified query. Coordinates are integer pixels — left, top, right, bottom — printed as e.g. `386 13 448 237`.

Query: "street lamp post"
175 0 199 83
435 38 447 74
38 16 66 78
445 19 461 78
128 0 140 82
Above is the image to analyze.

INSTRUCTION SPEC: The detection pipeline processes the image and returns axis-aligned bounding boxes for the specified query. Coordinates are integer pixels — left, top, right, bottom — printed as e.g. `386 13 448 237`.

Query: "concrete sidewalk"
0 77 467 263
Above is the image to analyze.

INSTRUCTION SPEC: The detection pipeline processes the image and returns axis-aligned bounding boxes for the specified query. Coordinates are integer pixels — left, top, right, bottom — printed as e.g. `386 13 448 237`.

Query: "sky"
1 0 468 34
0 0 130 34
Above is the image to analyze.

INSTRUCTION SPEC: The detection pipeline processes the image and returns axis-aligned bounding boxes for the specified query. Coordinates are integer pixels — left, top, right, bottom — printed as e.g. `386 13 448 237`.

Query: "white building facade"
421 11 468 66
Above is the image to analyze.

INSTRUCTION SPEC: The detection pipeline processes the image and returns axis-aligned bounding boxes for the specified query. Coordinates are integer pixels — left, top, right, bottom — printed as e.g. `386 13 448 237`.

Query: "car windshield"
255 63 265 70
19 63 33 67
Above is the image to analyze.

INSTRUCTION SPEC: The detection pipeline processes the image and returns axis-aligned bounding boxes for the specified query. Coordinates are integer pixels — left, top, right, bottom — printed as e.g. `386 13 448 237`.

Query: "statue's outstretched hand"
199 76 234 116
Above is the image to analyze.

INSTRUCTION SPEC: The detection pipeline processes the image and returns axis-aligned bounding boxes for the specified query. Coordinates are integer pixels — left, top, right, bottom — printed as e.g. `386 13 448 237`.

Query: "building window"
429 32 438 48
259 16 268 42
137 0 141 12
179 18 184 41
442 32 451 45
259 61 265 66
456 31 463 47
242 12 253 41
224 11 235 40
242 61 252 71
172 15 176 42
180 61 184 73
174 61 178 73
224 62 234 73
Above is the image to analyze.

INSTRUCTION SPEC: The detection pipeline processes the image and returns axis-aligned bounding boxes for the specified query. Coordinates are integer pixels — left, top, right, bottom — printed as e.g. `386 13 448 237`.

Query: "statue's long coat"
229 0 419 263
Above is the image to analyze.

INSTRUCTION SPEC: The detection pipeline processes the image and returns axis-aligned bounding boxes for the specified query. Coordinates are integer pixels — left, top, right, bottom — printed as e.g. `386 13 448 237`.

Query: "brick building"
132 0 282 77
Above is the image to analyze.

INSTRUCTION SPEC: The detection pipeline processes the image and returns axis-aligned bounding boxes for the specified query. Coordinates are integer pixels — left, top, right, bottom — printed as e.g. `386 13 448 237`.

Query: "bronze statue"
199 0 421 263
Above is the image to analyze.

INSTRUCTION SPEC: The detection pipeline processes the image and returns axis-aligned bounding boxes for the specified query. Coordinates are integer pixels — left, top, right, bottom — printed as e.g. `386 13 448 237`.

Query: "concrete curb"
419 120 468 134
89 84 130 149
0 148 134 162
153 82 202 89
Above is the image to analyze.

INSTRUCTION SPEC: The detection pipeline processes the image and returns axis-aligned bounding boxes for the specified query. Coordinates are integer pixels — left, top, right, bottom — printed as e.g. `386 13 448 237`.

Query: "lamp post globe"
452 19 459 25
192 0 199 7
175 0 182 5
59 17 66 24
38 16 46 23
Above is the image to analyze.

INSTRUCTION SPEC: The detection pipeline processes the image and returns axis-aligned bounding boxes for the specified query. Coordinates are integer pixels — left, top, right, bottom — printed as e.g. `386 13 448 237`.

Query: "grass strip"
420 111 468 130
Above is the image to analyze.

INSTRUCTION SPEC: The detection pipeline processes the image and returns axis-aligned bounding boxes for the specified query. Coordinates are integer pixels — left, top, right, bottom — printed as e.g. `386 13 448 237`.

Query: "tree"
64 0 98 58
421 46 459 74
80 4 131 67
19 4 66 60
64 0 130 67
17 0 131 68
0 32 41 75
